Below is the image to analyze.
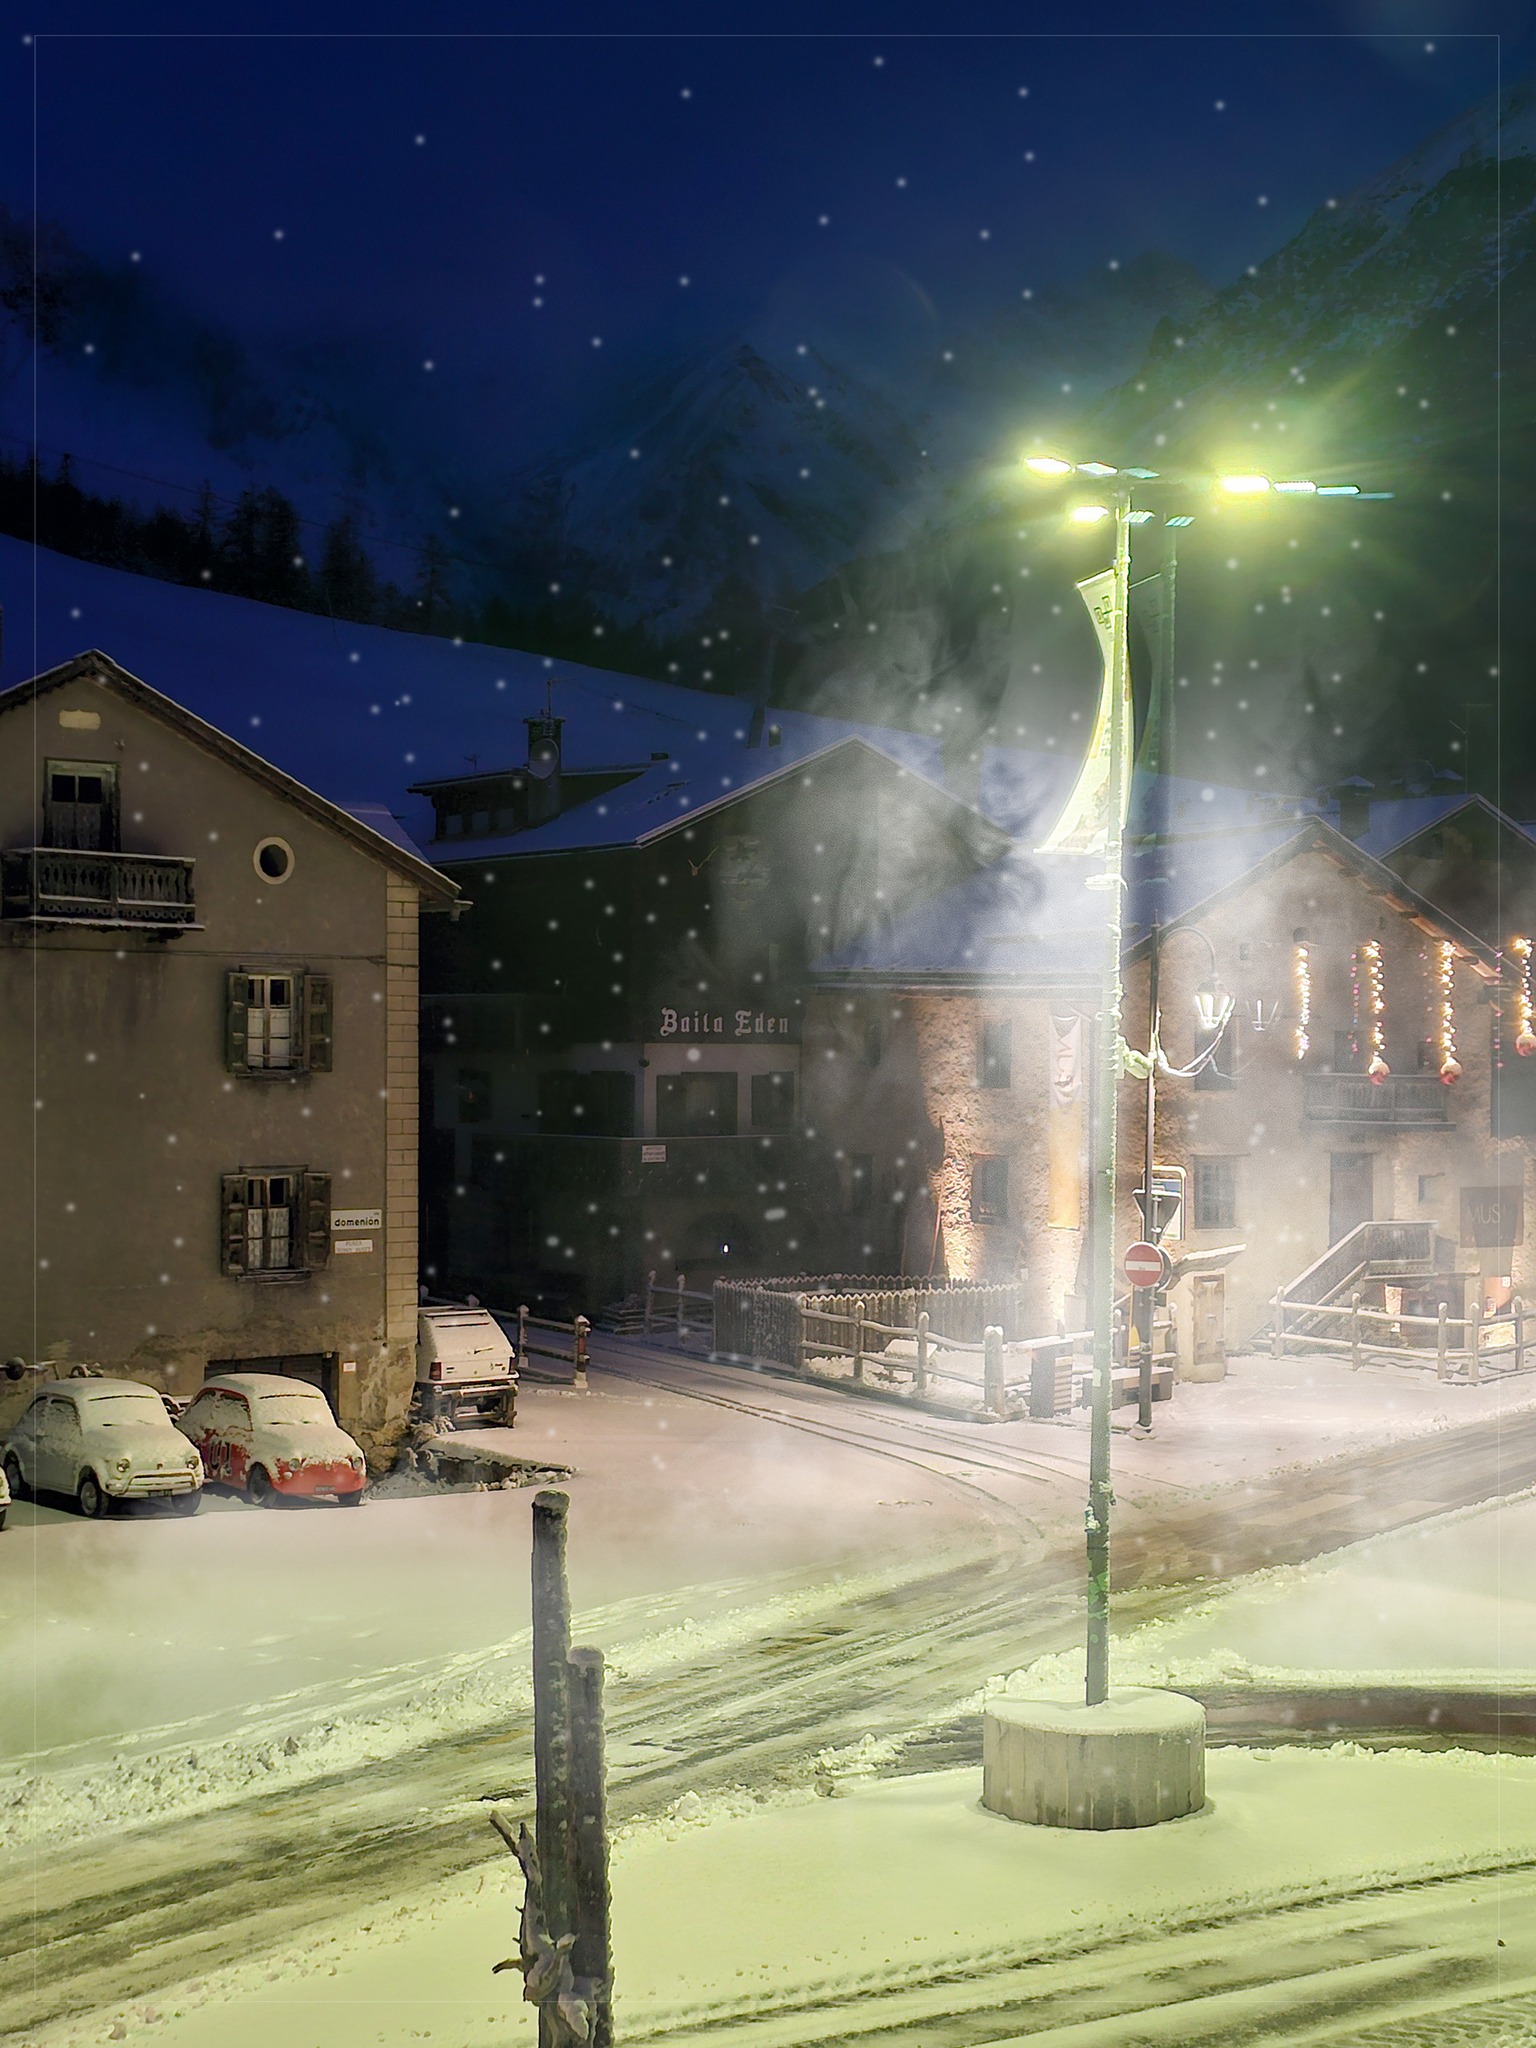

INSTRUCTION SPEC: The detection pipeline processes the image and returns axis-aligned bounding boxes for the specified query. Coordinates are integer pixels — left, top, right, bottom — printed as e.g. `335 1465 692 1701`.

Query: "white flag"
1037 567 1132 856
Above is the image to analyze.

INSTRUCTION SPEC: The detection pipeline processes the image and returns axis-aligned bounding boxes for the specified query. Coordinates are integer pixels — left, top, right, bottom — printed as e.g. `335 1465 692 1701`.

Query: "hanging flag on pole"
1037 568 1132 856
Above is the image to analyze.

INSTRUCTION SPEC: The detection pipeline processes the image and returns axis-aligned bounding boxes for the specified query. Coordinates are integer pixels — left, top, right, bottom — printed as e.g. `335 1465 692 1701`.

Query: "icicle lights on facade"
1435 940 1461 1084
1359 939 1389 1084
1513 936 1536 1057
1293 943 1311 1062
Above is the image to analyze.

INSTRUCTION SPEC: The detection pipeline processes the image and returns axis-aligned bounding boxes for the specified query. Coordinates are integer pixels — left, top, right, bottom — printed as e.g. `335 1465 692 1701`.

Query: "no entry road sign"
1123 1240 1169 1290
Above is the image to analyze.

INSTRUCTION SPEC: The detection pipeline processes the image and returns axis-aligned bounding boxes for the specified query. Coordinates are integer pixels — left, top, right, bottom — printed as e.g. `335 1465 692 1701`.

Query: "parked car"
2 1377 204 1517
413 1306 518 1428
175 1372 367 1506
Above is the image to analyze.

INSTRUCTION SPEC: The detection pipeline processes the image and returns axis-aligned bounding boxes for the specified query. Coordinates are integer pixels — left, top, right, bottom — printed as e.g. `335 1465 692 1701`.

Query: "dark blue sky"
2 3 1520 453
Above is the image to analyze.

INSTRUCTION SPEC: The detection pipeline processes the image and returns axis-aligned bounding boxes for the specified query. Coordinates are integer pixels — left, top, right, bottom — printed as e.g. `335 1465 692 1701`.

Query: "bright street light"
1022 446 1394 1710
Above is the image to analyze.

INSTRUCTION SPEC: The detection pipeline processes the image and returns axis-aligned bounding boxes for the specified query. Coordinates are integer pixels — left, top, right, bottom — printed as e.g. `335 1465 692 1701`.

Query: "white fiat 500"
2 1377 204 1518
176 1372 367 1506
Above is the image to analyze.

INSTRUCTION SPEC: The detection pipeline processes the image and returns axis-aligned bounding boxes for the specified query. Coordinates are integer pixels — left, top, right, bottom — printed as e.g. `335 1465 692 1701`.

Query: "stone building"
0 651 457 1455
1122 817 1526 1357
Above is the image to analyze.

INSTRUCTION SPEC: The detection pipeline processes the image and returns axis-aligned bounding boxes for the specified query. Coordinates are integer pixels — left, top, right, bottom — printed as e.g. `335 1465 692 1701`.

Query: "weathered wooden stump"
982 1686 1205 1830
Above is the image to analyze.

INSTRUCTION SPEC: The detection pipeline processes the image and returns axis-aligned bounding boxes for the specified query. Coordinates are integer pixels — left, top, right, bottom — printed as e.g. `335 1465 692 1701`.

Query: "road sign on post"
1123 1241 1168 1290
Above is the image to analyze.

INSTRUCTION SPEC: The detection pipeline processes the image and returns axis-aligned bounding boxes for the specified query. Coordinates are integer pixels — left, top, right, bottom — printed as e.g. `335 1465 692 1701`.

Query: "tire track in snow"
4 1384 1533 2038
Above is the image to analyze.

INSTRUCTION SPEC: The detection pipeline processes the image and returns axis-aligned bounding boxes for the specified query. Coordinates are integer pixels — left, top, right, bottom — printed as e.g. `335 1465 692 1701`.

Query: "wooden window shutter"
303 974 334 1073
225 972 251 1075
220 1174 249 1276
302 1171 331 1269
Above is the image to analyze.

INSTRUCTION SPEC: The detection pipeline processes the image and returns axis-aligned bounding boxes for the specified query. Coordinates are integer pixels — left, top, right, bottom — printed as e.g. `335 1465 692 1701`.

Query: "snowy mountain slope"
1086 72 1533 461
0 208 468 589
483 336 931 639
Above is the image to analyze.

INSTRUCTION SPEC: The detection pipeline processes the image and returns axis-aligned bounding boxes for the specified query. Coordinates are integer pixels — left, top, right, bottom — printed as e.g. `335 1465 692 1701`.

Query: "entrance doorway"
1192 1272 1227 1372
1329 1153 1375 1246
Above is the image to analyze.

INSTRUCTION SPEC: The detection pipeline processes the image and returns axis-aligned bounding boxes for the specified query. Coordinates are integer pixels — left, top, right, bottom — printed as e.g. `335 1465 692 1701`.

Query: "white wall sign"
333 1238 375 1256
641 1143 667 1164
331 1209 383 1233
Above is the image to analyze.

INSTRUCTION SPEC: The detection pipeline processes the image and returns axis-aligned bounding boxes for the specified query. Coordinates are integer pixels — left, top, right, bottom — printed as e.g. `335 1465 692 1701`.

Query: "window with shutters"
221 1170 331 1278
225 971 333 1075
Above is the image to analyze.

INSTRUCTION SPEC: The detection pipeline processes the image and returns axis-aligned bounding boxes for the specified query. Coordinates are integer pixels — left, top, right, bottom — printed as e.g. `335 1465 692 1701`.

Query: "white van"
413 1308 517 1428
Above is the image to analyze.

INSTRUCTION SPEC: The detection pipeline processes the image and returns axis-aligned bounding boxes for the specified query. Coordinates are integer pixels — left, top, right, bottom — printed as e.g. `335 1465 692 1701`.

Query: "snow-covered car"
2 1377 204 1518
176 1372 367 1507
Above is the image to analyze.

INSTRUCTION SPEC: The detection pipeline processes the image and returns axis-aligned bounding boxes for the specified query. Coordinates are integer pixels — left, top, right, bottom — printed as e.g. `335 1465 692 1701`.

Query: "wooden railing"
1271 1289 1532 1381
790 1299 1091 1415
1 847 198 929
1303 1073 1453 1127
643 1270 713 1340
516 1305 591 1388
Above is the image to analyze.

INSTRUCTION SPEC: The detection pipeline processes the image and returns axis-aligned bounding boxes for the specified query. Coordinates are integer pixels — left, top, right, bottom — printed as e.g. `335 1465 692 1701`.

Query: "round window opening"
254 836 295 884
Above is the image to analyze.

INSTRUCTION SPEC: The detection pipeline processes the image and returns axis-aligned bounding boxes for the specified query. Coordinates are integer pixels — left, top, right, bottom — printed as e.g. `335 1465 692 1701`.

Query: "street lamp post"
1084 485 1134 1706
1025 455 1390 1712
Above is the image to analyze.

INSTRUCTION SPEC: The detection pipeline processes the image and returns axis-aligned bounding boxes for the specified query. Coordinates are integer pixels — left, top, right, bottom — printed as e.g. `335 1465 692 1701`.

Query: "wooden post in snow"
530 1492 576 2048
984 1324 1005 1416
914 1309 929 1396
567 1647 612 2048
1437 1300 1449 1381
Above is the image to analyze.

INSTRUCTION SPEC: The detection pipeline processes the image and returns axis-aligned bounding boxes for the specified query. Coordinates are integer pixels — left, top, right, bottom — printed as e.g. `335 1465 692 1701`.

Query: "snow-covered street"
6 1344 1536 2043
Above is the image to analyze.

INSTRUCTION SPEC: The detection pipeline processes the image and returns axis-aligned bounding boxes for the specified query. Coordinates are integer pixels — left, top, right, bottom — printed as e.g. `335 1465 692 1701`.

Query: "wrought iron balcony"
1303 1070 1452 1128
2 847 199 931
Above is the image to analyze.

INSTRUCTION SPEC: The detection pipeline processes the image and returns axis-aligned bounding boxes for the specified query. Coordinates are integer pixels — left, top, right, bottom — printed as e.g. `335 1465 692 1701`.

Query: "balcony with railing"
1 848 199 931
1302 1070 1453 1128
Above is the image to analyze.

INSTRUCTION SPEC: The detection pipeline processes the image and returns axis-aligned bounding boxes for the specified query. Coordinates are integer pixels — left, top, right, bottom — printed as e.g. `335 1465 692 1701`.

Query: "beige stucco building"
0 652 457 1458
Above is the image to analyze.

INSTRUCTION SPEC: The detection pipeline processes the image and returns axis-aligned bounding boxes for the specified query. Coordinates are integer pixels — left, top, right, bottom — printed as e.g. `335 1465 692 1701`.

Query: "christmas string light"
1293 942 1311 1061
1434 940 1461 1084
1360 938 1389 1084
1512 936 1536 1056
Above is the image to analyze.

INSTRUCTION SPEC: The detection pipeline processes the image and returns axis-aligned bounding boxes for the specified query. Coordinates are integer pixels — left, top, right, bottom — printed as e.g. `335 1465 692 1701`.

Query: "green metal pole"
1085 491 1134 1709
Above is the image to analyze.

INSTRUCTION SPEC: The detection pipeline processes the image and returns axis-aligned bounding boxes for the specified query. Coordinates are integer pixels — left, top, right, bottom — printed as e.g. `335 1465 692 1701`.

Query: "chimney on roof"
1331 775 1374 841
524 710 565 827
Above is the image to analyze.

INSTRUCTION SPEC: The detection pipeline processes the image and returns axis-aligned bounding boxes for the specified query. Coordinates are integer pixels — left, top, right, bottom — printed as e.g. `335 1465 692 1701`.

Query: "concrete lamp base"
982 1686 1206 1830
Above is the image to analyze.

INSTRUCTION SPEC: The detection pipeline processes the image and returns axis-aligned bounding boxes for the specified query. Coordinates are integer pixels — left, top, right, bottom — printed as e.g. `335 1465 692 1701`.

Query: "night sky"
1 4 1517 463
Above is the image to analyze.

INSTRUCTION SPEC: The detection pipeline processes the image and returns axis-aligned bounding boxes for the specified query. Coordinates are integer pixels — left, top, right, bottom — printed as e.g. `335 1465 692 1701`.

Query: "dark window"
537 1070 636 1136
849 1153 874 1212
1333 1029 1363 1074
750 1071 795 1132
656 1071 738 1137
220 1170 330 1276
1193 1158 1238 1231
458 1068 493 1123
225 972 332 1075
864 1019 883 1068
43 759 119 850
979 1021 1012 1089
971 1154 1009 1222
